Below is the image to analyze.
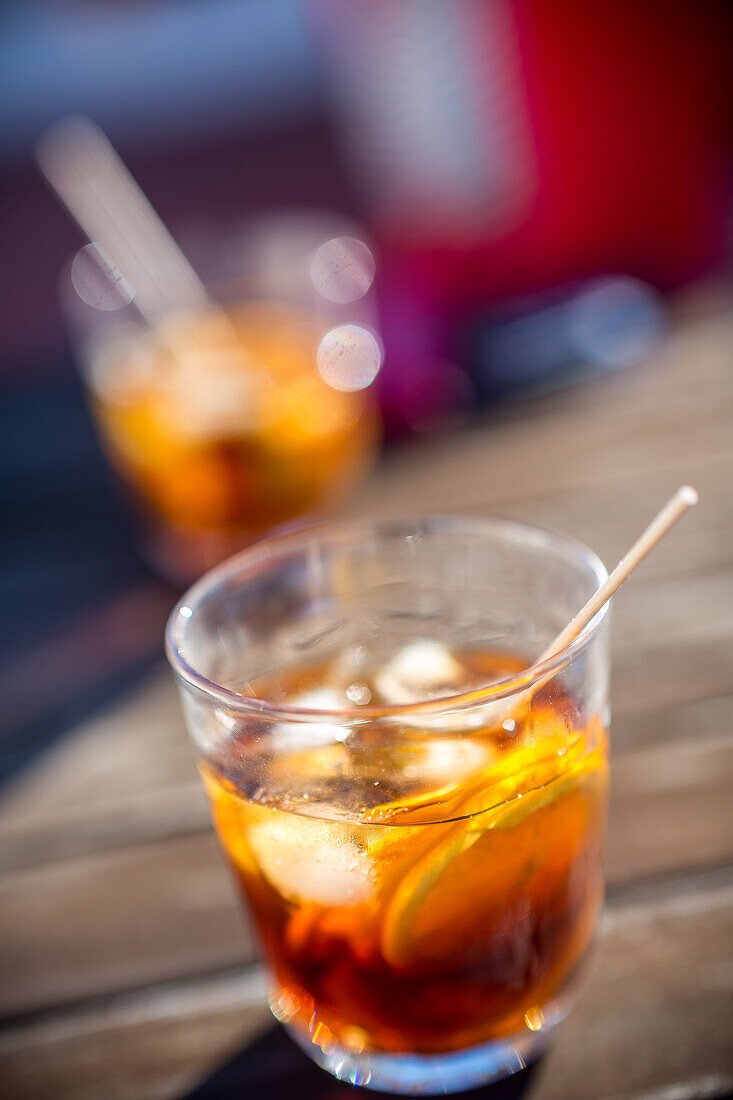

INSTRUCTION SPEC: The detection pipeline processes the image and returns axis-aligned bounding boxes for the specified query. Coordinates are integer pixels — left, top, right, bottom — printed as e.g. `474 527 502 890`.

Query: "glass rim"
165 514 609 721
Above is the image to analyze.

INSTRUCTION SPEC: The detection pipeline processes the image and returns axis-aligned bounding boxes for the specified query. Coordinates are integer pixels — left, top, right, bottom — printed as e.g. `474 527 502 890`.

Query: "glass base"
286 1019 558 1095
140 519 257 586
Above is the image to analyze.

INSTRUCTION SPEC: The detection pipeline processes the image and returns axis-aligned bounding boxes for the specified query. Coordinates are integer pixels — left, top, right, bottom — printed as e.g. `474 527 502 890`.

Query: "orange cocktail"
203 651 606 1057
86 303 378 580
167 517 610 1094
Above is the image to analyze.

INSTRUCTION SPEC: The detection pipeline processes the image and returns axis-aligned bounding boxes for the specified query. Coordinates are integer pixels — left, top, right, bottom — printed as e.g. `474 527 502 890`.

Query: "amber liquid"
87 303 378 579
203 652 607 1056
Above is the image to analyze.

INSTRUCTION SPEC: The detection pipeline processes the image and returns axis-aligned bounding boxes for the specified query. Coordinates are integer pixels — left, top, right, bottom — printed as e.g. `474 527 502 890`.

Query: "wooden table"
1 298 732 1100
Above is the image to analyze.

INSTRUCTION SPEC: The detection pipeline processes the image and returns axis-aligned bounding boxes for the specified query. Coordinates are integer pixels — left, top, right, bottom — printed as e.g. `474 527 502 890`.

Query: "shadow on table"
181 1025 543 1100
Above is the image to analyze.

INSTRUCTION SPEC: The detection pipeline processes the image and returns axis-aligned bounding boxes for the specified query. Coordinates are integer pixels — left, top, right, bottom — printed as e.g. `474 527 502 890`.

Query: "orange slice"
379 727 605 969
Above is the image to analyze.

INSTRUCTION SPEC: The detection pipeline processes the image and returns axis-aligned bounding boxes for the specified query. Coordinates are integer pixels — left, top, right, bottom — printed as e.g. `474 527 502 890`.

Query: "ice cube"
296 688 348 709
158 346 262 440
400 737 496 782
375 639 516 731
271 688 349 749
247 812 375 906
374 640 468 705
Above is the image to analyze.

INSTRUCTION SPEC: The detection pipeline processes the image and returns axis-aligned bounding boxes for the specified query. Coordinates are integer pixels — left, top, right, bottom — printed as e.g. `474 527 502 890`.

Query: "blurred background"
1 4 733 1097
1 0 731 781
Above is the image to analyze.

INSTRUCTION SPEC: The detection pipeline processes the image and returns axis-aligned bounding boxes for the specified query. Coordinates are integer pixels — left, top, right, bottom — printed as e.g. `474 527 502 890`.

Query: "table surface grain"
1 298 732 1100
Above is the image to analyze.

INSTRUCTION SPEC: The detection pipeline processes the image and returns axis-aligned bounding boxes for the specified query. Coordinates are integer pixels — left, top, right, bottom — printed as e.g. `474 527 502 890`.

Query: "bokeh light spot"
310 237 376 304
316 324 382 392
71 243 134 311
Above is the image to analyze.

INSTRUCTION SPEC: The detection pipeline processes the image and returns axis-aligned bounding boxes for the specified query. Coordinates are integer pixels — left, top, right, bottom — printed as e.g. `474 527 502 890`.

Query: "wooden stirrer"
36 116 211 325
475 485 699 727
537 484 698 667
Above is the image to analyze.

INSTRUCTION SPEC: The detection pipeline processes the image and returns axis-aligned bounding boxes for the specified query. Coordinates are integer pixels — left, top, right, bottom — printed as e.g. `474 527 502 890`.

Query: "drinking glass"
63 215 381 583
166 516 610 1094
